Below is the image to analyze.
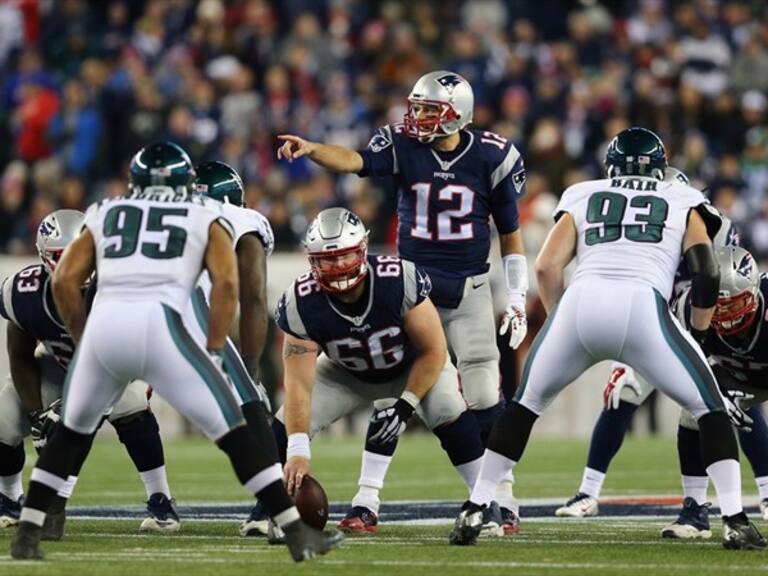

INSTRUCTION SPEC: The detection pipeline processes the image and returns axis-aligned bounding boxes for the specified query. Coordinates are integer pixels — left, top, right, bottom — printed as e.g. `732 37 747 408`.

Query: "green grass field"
2 433 767 575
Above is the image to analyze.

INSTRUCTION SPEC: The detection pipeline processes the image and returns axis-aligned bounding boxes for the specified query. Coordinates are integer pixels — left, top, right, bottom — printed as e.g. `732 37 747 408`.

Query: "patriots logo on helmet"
737 255 754 278
39 219 58 239
436 74 462 94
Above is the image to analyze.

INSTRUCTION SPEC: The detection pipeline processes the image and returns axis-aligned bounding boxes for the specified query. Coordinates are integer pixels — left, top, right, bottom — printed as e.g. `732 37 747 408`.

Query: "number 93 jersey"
556 176 714 301
275 255 433 383
83 191 231 313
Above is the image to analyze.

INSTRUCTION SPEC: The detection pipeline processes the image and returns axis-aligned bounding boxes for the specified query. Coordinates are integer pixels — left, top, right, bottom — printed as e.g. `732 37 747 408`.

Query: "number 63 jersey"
556 176 715 301
275 255 433 383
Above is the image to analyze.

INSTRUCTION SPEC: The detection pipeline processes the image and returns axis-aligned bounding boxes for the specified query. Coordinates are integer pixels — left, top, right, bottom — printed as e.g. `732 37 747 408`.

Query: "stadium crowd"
0 0 766 260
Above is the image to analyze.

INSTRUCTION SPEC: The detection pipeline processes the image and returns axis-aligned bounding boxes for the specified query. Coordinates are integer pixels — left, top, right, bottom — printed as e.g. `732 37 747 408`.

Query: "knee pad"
0 442 25 476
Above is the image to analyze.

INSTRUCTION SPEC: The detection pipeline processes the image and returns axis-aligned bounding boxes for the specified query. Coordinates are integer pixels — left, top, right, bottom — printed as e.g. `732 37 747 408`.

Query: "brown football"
295 475 329 530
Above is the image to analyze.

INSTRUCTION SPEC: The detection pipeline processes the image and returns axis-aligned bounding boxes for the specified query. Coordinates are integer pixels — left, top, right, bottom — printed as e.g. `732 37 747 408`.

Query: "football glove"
603 366 642 410
499 305 527 350
722 389 754 432
368 399 416 445
29 399 62 453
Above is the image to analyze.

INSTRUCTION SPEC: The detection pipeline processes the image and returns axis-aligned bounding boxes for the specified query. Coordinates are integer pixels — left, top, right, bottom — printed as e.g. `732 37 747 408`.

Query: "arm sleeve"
489 145 525 234
400 260 433 316
357 125 398 177
274 286 311 340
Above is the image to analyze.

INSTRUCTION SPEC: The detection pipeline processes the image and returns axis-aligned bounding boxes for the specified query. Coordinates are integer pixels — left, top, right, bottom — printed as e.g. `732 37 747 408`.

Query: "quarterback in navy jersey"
0 210 178 535
277 71 526 531
270 208 490 534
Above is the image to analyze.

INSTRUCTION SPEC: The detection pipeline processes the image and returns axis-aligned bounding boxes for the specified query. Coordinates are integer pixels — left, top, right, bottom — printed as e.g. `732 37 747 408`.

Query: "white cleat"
555 492 599 518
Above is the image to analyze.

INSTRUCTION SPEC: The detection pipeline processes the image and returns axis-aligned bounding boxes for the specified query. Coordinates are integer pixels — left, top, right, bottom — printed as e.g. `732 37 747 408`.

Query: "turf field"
2 433 768 575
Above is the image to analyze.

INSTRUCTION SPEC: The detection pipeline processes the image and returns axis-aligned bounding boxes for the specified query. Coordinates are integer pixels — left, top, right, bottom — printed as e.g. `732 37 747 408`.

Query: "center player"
277 70 527 533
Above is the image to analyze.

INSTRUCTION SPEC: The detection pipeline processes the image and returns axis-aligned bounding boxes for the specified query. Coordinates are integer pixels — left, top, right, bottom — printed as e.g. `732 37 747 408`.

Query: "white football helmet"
304 208 369 292
713 246 760 336
664 166 690 185
36 209 85 274
404 70 474 142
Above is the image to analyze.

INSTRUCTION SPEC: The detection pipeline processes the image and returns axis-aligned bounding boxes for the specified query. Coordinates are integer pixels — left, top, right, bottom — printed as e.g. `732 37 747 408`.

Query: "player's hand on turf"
499 304 527 349
722 389 754 432
284 456 311 497
603 366 642 410
277 135 315 162
368 399 415 445
29 399 62 453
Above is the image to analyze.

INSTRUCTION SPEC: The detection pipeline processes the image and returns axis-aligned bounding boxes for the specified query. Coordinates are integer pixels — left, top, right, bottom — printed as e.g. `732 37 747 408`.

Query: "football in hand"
295 475 329 530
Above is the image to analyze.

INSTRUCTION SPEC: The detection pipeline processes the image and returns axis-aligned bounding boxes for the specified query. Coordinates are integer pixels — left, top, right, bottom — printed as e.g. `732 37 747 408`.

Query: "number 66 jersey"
557 176 717 301
275 254 432 383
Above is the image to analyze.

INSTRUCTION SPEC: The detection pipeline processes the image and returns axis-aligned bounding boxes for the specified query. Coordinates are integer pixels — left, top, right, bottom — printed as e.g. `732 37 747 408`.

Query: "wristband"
287 432 311 460
400 390 420 410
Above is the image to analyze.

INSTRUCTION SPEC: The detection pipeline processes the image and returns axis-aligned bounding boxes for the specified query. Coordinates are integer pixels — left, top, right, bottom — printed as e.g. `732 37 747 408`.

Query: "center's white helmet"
403 70 474 142
664 166 690 185
303 208 369 292
36 209 85 273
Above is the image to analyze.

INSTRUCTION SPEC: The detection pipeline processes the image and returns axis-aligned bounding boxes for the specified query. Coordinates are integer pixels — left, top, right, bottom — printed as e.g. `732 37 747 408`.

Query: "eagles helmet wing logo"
737 255 754 279
436 74 462 95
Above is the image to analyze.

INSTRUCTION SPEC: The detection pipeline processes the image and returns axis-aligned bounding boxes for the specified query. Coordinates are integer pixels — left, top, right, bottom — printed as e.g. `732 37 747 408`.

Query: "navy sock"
739 406 768 477
0 442 24 476
473 402 505 446
678 425 706 476
271 418 288 464
586 401 638 473
112 411 165 473
432 410 484 466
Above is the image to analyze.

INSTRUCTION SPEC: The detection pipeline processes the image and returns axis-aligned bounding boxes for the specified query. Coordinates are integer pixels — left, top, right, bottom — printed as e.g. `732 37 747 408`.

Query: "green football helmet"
129 141 195 192
605 127 667 180
193 161 244 206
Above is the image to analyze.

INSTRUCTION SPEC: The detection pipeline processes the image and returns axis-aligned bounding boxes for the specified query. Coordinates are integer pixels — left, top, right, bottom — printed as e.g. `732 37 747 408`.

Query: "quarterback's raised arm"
281 333 320 494
52 229 96 344
277 134 363 173
535 213 577 313
204 221 239 351
402 298 448 401
682 209 720 337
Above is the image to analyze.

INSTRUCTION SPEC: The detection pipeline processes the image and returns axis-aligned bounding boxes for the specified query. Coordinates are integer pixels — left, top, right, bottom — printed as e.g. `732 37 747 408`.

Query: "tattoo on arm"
284 342 318 358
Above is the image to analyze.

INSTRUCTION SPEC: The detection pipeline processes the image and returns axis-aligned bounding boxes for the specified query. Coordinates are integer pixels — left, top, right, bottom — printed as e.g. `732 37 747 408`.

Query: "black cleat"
449 500 485 546
722 512 767 550
282 519 345 562
10 521 45 560
41 509 66 541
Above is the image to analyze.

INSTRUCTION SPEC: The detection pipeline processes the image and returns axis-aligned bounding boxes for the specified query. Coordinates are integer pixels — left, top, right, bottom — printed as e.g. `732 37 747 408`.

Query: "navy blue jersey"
675 205 739 287
0 264 75 369
358 124 525 304
674 274 768 390
275 255 432 383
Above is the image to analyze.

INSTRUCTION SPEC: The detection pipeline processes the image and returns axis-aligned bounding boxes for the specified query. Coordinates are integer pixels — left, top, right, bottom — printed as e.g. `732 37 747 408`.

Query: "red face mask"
403 100 459 140
712 290 758 336
308 243 368 293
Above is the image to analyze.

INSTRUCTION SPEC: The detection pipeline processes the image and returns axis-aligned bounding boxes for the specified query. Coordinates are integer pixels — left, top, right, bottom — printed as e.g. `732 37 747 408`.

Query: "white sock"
755 476 768 501
455 457 483 491
351 451 392 514
56 476 78 499
707 459 743 517
0 472 23 501
682 475 709 505
469 449 515 506
578 468 605 499
20 507 46 527
139 466 171 499
351 485 381 514
495 479 518 513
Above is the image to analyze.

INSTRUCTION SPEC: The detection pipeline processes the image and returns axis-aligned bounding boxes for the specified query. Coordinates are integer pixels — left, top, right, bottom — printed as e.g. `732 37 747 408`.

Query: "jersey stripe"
0 277 19 326
490 144 521 190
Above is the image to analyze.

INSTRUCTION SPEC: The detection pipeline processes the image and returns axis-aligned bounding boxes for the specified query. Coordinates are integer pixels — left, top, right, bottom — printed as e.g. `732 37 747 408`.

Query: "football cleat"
478 500 505 538
759 498 768 521
661 497 712 539
338 506 379 534
41 509 66 541
281 519 345 562
722 512 767 550
555 492 599 518
449 500 485 546
240 502 269 537
139 493 180 533
10 521 44 560
500 506 521 535
0 493 23 528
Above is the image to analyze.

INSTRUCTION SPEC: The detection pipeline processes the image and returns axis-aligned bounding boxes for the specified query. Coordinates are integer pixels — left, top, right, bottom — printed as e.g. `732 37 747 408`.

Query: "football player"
269 208 496 535
10 142 343 562
0 209 179 536
449 127 766 550
277 71 526 532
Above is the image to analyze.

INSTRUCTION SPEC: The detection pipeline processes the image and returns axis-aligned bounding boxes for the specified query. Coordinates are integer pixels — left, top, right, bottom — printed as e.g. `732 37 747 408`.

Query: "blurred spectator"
48 79 102 177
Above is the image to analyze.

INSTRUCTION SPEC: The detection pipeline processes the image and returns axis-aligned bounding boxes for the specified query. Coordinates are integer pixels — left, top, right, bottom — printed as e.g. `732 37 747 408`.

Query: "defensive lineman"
0 209 178 536
10 142 342 561
449 127 766 549
277 71 526 532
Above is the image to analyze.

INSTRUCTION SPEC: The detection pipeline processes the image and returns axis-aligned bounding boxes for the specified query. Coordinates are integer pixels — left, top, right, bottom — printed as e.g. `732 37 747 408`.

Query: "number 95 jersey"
556 176 713 301
276 255 433 383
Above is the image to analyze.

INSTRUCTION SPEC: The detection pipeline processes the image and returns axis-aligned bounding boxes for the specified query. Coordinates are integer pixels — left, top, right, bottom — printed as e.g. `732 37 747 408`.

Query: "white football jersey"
555 176 708 300
83 189 229 313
